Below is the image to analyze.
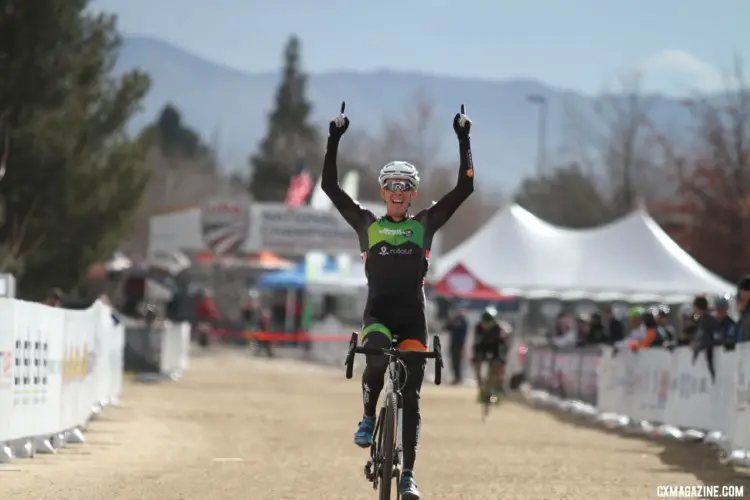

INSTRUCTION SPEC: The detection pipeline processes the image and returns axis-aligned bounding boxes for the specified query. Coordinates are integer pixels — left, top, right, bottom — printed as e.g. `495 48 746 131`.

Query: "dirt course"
3 349 748 500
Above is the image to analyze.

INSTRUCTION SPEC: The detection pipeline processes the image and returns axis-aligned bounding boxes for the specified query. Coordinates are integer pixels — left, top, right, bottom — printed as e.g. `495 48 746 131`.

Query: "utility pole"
526 94 548 176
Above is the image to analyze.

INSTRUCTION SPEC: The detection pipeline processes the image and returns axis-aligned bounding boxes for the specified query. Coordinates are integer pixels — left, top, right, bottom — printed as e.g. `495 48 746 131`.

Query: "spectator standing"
270 291 287 332
44 288 63 307
691 296 718 379
713 297 735 347
602 307 624 344
195 288 220 322
242 293 274 357
443 305 468 385
676 304 697 346
195 288 220 347
587 312 607 344
294 290 311 354
691 297 715 349
729 276 750 346
654 305 676 346
622 308 645 347
552 313 577 348
632 309 661 349
575 314 593 346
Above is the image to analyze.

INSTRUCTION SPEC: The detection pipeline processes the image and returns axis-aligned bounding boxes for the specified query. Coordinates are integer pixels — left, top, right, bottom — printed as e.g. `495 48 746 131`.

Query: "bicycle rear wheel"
379 391 398 500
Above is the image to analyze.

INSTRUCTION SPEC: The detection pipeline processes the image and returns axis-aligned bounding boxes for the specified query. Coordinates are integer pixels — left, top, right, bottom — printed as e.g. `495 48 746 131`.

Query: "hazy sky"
93 0 747 95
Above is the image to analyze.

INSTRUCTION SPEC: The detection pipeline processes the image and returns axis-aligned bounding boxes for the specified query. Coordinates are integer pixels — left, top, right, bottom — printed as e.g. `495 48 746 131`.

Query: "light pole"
526 94 548 176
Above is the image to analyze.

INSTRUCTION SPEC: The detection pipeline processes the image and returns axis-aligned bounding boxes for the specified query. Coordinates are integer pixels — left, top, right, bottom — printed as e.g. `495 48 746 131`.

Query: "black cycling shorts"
361 316 427 351
472 344 505 364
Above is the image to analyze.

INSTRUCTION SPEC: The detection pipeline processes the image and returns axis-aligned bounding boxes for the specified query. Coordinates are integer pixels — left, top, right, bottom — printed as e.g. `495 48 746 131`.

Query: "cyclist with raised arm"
322 104 474 500
472 306 508 402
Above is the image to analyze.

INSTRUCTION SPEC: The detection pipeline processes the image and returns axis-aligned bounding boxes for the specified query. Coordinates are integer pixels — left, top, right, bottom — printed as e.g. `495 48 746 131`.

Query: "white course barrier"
526 343 750 467
159 322 191 378
122 320 191 379
0 298 124 462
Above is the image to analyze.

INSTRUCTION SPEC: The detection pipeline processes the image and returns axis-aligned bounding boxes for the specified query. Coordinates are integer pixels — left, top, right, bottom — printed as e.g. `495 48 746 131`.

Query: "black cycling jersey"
473 322 507 360
322 135 474 333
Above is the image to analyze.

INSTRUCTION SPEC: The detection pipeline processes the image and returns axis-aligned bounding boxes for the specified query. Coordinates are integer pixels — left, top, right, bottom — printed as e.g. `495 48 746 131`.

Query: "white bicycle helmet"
378 161 420 188
481 306 498 321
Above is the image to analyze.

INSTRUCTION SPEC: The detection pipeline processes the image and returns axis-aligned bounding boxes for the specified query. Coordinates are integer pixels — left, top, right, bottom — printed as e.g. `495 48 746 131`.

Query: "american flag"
285 158 313 208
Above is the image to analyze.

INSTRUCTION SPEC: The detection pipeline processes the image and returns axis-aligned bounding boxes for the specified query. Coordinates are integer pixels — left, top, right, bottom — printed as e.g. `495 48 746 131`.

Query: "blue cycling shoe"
353 416 375 448
399 472 421 499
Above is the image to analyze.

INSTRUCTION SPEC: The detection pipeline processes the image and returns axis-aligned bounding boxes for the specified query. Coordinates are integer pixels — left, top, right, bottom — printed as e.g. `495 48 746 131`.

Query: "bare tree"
400 89 443 168
514 163 613 228
121 148 250 256
337 91 443 202
361 89 443 171
661 58 750 280
566 73 669 216
419 166 498 253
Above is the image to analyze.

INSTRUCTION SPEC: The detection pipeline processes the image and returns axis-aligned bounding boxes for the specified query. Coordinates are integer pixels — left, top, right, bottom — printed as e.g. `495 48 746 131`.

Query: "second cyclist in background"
472 307 509 402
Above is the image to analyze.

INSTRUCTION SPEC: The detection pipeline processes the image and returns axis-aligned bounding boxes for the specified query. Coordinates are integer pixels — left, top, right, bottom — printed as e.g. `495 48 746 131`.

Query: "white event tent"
433 204 734 303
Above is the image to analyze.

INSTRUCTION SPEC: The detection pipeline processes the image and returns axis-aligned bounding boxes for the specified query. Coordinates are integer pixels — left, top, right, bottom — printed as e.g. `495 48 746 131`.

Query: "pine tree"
248 35 319 201
0 126 20 275
0 0 151 298
140 104 214 166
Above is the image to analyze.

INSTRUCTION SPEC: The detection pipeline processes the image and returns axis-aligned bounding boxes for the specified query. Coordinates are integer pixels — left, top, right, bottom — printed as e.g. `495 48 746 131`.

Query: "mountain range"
115 35 706 189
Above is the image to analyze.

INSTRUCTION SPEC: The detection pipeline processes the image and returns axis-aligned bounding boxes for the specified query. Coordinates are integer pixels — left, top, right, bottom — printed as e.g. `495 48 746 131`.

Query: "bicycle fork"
365 398 403 484
364 415 381 486
395 392 403 478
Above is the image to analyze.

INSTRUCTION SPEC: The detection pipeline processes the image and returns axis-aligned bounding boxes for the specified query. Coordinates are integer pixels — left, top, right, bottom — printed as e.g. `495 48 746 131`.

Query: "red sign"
200 199 250 255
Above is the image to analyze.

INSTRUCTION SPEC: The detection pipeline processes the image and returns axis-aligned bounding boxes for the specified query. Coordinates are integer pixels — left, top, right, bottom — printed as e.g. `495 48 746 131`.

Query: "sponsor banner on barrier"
0 350 12 389
0 299 125 445
526 345 601 405
527 342 750 461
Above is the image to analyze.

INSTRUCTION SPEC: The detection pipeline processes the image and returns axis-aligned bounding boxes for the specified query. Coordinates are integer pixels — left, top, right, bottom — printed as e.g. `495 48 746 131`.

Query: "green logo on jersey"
367 218 424 248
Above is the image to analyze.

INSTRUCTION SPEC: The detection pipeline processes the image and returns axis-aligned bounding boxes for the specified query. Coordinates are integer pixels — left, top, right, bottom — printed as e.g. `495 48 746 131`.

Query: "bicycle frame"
385 353 404 472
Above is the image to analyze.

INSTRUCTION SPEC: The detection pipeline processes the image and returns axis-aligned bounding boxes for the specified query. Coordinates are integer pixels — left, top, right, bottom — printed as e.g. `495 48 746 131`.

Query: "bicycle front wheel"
379 391 398 500
482 362 493 421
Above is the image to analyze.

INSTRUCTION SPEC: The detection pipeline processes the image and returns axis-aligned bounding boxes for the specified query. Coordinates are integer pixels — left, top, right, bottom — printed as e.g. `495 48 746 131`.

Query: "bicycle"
479 357 502 422
344 332 444 500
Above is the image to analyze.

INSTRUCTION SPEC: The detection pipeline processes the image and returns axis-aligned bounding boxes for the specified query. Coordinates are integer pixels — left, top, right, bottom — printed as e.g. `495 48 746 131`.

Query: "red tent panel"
433 263 513 301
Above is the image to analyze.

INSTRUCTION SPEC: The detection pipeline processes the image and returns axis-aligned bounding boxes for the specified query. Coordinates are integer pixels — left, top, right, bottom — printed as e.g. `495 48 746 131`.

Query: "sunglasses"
383 180 415 192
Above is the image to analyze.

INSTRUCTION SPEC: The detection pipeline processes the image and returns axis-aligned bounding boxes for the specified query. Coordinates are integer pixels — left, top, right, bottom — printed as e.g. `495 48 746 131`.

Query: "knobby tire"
482 362 493 422
380 391 398 500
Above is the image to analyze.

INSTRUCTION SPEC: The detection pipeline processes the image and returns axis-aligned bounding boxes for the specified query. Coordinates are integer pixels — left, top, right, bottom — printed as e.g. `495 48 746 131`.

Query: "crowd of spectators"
550 275 750 353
